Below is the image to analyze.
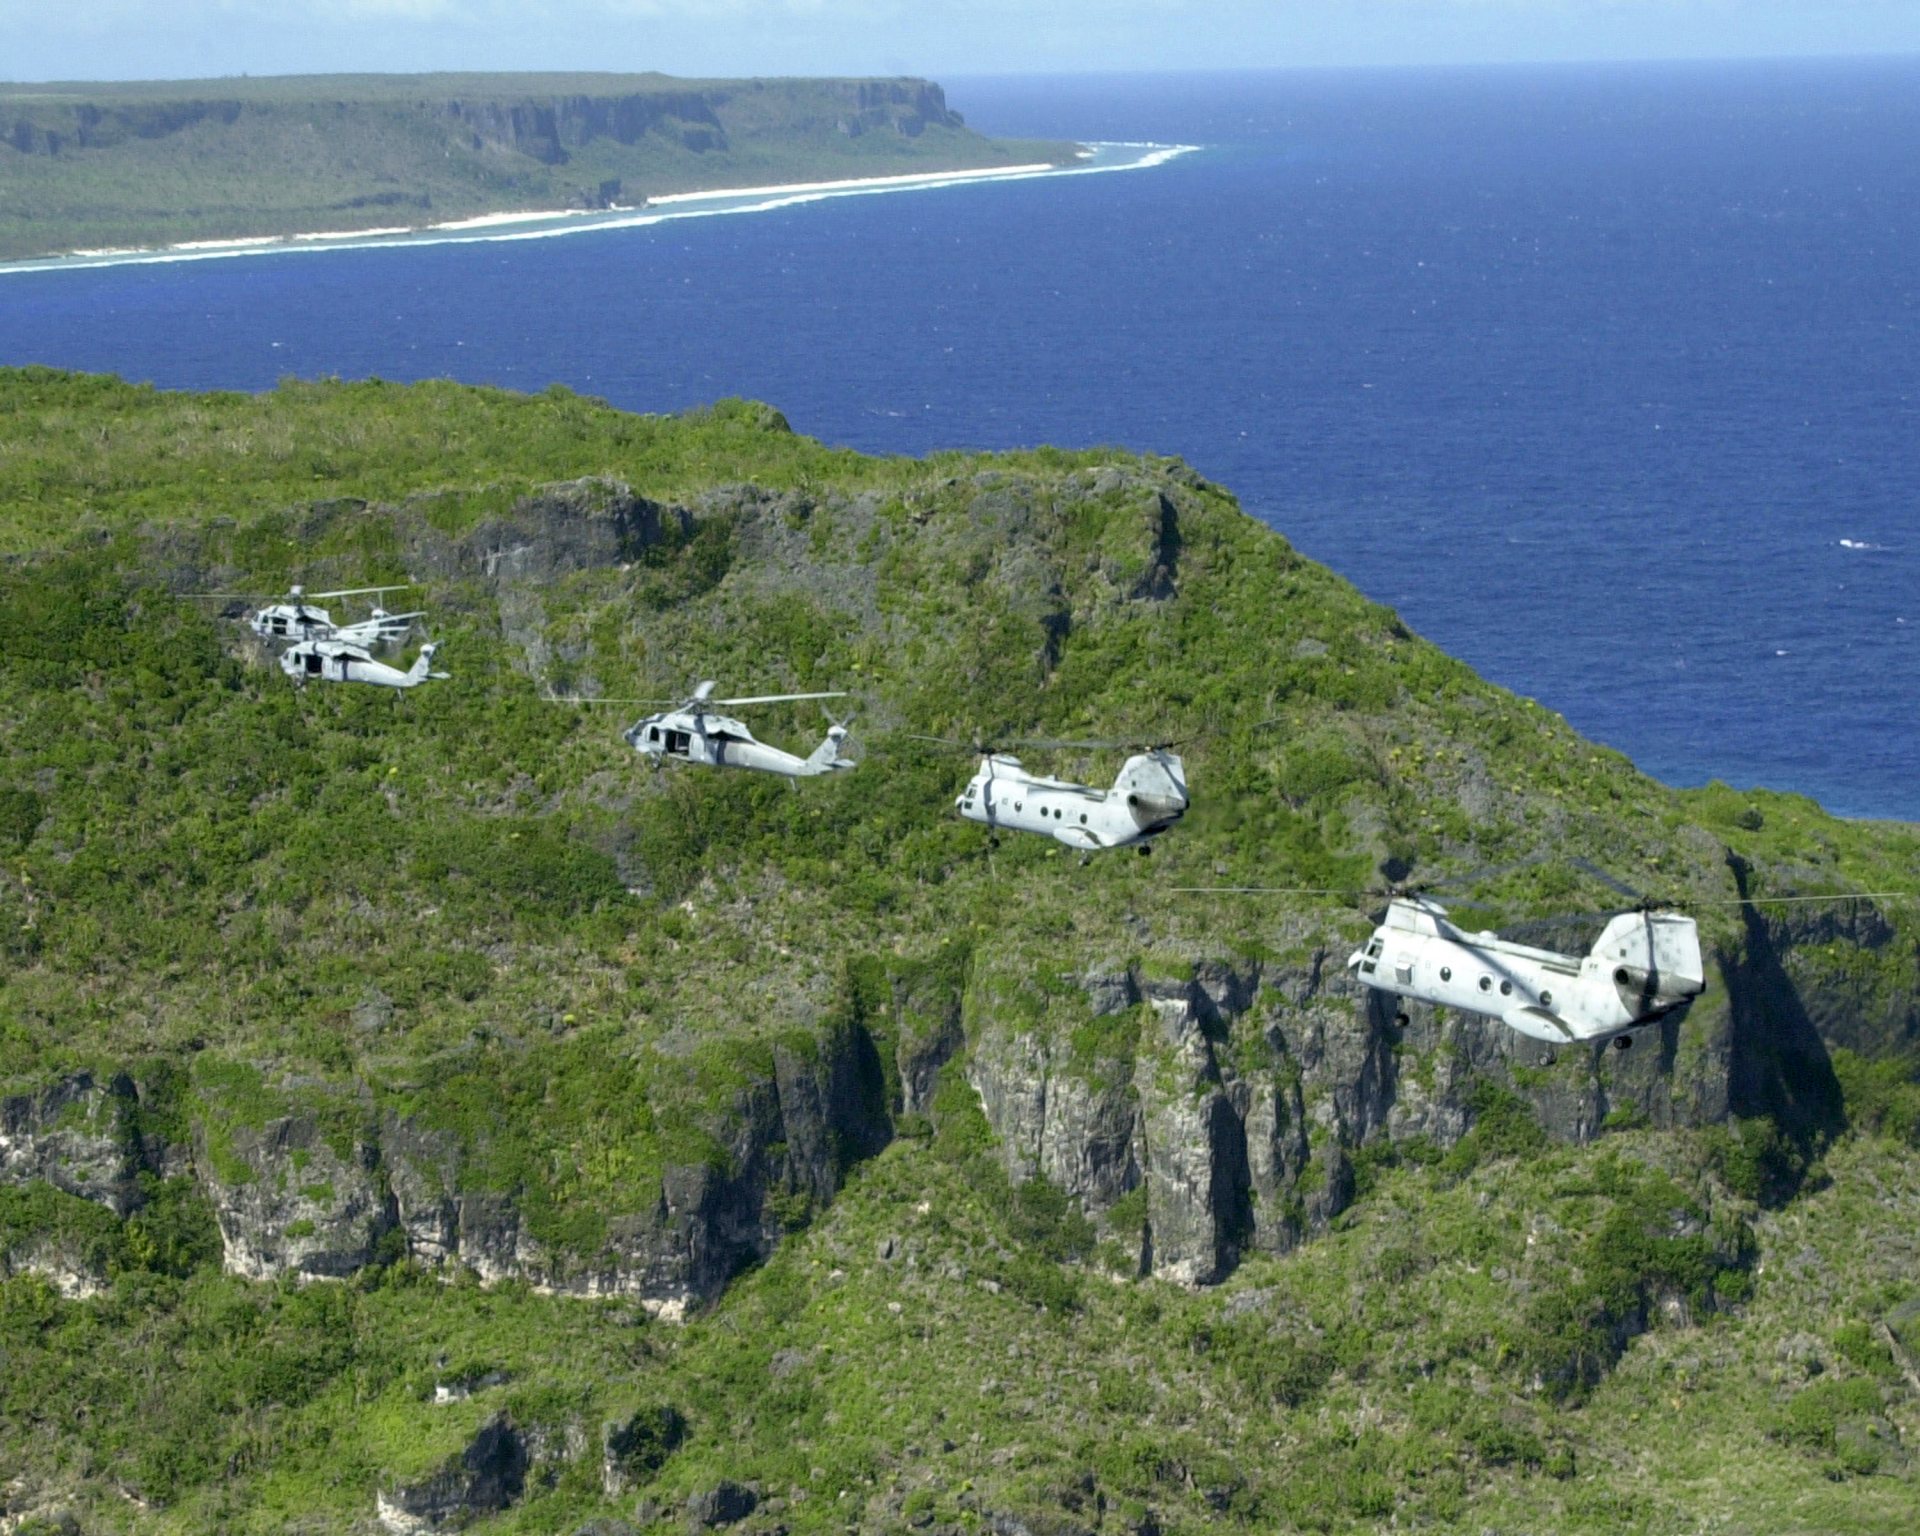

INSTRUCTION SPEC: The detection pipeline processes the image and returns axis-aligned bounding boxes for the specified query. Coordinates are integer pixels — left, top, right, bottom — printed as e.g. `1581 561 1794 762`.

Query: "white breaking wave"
0 142 1199 278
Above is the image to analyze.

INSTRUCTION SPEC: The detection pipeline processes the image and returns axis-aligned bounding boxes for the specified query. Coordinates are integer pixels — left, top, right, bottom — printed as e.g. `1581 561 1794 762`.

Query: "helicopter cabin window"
1478 976 1492 992
1540 990 1554 1008
1439 966 1452 982
1079 813 1088 824
1499 980 1513 996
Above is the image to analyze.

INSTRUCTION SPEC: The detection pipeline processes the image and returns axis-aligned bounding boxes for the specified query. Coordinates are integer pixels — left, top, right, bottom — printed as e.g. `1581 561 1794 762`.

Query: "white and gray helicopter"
557 681 856 778
280 637 448 691
920 735 1190 855
1345 894 1706 1051
246 585 424 648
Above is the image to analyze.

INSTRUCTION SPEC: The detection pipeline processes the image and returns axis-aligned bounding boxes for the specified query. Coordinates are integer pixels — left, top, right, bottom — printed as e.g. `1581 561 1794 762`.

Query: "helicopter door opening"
303 652 323 676
666 729 692 757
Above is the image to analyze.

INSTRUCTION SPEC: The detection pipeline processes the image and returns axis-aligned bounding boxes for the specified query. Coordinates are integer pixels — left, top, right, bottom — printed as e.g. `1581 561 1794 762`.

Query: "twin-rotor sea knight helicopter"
1347 893 1706 1051
921 735 1190 855
1179 861 1713 1050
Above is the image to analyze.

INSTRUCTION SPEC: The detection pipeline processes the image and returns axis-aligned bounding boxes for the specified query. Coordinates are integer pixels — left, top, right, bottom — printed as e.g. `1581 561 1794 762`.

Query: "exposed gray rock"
198 1106 395 1282
377 1412 528 1533
0 1071 145 1213
686 1480 757 1527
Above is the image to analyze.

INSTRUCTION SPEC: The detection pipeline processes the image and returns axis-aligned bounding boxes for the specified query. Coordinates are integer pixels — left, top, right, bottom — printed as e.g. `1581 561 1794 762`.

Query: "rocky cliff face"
441 92 729 164
960 910 1910 1287
1 1071 146 1214
3 79 963 166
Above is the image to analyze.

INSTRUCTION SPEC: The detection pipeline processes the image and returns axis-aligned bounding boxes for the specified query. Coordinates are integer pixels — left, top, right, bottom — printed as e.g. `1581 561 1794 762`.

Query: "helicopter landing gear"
1394 1011 1410 1029
1612 1034 1633 1052
1137 843 1152 857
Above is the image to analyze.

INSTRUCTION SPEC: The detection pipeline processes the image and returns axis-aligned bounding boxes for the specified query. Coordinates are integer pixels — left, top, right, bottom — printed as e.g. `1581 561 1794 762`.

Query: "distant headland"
0 71 1080 263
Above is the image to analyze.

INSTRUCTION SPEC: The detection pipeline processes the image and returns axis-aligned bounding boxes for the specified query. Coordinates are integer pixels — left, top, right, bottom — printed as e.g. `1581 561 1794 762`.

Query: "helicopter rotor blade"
708 691 851 707
309 584 415 600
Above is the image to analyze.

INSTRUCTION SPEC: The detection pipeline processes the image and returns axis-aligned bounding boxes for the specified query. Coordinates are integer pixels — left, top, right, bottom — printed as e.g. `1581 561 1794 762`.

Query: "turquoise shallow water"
2 60 1915 818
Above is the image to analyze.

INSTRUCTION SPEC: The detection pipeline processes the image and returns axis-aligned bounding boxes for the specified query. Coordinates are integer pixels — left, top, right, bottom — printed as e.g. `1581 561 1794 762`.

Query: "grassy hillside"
0 73 1072 261
0 369 1917 1534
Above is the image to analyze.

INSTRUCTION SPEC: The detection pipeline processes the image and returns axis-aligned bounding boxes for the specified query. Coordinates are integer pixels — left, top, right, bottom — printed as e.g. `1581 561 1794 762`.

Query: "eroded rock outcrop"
959 898 1917 1287
0 1072 145 1214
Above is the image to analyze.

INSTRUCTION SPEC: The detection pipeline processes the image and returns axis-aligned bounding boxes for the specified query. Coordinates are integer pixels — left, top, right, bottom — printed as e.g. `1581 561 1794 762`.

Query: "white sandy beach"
4 143 1198 274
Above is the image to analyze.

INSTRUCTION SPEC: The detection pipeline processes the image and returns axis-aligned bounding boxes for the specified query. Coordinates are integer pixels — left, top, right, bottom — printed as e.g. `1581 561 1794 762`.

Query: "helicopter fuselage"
279 639 445 690
955 751 1188 852
1347 898 1705 1047
252 604 416 648
623 708 852 778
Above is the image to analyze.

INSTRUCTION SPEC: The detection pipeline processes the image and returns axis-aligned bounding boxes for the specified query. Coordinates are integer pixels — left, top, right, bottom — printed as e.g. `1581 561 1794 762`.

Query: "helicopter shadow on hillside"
1718 854 1850 1202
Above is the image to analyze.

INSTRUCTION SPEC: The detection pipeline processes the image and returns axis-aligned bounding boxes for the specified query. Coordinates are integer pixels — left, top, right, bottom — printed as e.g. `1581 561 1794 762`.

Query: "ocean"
2 60 1915 819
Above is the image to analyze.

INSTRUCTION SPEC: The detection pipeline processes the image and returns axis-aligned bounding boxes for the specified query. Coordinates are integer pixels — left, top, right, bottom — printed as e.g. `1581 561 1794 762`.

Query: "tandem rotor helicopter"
555 680 857 779
1175 875 1705 1049
1180 863 1909 1050
1347 893 1705 1051
914 734 1191 856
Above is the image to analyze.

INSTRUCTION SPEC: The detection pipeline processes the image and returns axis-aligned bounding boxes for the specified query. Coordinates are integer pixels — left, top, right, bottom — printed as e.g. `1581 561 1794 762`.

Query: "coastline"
1 142 1198 276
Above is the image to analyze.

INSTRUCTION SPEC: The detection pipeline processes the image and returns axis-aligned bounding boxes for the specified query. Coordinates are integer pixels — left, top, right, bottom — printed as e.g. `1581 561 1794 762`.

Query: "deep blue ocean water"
2 60 1916 819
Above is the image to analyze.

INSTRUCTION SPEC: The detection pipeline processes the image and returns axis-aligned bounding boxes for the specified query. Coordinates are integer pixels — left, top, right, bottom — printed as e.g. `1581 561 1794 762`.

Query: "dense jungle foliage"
1 369 1917 1534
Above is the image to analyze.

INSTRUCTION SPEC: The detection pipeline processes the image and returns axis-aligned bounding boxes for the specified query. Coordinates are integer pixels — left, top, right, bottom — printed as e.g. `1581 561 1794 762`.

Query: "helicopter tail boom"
797 720 856 776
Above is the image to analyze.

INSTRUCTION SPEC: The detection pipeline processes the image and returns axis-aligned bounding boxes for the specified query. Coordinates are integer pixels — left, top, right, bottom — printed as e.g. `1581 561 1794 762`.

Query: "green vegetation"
0 72 1073 261
0 369 1917 1531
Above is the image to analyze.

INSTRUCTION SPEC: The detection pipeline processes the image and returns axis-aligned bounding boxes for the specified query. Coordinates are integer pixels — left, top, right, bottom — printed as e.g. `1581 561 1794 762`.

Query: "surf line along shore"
0 143 1198 277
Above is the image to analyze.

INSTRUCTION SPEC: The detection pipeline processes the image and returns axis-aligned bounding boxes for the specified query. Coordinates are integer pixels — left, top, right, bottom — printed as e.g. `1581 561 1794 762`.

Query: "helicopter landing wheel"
1612 1034 1633 1052
1137 843 1152 857
1394 1012 1410 1029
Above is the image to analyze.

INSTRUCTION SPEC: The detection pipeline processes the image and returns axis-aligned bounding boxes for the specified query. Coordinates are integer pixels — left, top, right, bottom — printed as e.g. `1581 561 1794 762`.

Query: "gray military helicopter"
246 585 423 647
1345 893 1705 1050
919 735 1190 855
1181 865 1908 1050
280 637 447 690
556 681 856 777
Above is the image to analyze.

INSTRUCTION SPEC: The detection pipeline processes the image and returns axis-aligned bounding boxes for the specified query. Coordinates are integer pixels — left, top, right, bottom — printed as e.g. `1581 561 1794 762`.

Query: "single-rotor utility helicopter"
245 585 424 648
553 681 857 778
280 637 448 691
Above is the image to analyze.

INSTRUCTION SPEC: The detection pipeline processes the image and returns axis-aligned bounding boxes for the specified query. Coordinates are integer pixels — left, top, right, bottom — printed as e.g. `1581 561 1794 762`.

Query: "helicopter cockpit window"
648 727 661 744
